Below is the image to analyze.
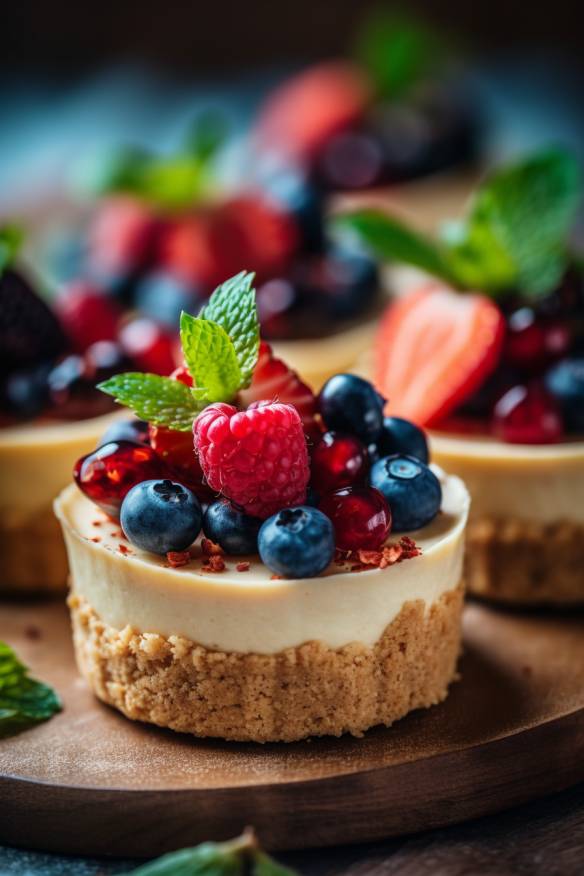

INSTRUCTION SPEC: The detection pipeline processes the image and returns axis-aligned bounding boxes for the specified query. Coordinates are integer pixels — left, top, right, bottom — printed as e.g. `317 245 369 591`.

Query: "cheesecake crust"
465 517 584 606
69 583 464 743
0 507 68 594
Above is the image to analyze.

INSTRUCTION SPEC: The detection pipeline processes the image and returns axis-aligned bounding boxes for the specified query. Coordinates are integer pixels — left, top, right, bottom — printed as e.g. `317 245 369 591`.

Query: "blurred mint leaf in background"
0 641 61 738
0 226 23 277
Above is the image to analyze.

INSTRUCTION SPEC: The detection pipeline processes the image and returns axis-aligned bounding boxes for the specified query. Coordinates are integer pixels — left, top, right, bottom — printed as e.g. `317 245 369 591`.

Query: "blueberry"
258 506 335 578
100 418 150 447
4 362 52 418
545 358 584 432
85 340 130 382
134 271 202 328
370 417 429 464
258 160 325 252
48 355 90 405
370 455 442 532
318 374 385 443
120 479 202 555
319 247 379 321
203 500 261 555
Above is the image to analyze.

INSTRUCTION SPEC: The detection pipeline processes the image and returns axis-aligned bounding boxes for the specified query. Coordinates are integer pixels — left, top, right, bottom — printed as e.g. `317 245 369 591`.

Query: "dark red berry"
119 318 176 375
0 269 67 373
311 431 368 493
56 282 121 352
319 485 391 551
149 424 212 500
505 308 572 373
85 340 131 382
74 440 167 517
491 383 563 444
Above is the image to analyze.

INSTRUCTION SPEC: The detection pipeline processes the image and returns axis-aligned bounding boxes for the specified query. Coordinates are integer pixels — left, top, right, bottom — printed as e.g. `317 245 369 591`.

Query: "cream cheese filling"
54 472 469 654
431 433 584 525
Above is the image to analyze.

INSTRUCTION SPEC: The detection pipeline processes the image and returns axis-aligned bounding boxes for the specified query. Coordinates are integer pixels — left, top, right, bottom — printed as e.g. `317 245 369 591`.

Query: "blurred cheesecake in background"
345 149 584 605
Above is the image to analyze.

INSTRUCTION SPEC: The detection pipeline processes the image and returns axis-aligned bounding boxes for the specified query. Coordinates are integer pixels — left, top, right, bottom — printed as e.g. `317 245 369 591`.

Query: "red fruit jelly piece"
311 431 369 494
149 424 211 499
319 486 391 552
74 440 167 518
492 383 563 445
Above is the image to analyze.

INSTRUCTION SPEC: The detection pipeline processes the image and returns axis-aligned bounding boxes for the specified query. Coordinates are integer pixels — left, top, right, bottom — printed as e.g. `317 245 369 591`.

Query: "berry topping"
319 486 391 552
504 307 571 373
120 480 202 555
369 417 429 464
239 341 319 442
370 455 442 532
87 196 158 279
100 418 150 447
311 431 369 494
0 269 67 373
492 383 563 444
258 506 335 578
134 270 202 328
203 500 262 555
3 362 52 419
149 424 210 498
74 440 167 518
374 286 505 426
119 317 176 375
256 61 370 162
84 340 130 383
318 374 385 443
545 358 584 433
193 401 310 519
56 283 121 352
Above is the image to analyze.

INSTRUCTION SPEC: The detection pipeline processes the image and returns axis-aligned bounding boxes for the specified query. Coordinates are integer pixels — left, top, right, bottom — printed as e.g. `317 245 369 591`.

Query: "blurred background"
1 0 584 215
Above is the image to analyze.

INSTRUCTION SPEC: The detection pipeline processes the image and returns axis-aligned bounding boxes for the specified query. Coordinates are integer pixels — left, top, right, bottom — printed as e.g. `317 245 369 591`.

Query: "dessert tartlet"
55 271 469 742
343 149 584 605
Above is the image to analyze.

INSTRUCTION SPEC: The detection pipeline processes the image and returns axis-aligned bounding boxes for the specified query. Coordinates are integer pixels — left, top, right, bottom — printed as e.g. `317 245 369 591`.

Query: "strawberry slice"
240 341 321 442
255 61 370 162
375 284 505 427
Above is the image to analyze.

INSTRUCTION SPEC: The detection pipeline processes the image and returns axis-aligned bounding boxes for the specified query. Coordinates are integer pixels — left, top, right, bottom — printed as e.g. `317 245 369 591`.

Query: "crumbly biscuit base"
466 517 584 606
0 507 68 594
68 584 464 743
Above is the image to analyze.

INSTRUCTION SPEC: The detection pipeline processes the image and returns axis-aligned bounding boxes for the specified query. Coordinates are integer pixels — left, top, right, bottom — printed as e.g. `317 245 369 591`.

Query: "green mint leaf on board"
200 271 260 387
337 209 458 285
355 10 446 100
123 829 298 876
99 373 206 432
459 149 582 297
180 312 242 403
0 641 62 738
0 226 23 276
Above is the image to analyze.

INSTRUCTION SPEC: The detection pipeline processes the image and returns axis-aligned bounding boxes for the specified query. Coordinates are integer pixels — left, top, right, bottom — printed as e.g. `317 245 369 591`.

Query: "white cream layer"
54 472 469 654
431 433 584 525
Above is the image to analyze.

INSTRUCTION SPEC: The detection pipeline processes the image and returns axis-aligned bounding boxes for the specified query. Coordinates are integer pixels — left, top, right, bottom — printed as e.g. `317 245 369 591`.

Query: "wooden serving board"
1 599 584 858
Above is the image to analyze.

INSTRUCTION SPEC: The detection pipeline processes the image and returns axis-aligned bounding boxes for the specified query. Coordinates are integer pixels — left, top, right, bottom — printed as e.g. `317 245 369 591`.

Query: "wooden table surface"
1 782 583 875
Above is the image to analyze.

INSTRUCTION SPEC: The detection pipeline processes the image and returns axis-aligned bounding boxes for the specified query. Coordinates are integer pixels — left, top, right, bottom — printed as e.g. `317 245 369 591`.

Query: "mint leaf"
252 850 298 876
355 11 445 100
200 271 259 386
0 641 61 738
338 210 457 284
180 312 242 402
99 373 205 431
0 226 23 276
459 149 582 296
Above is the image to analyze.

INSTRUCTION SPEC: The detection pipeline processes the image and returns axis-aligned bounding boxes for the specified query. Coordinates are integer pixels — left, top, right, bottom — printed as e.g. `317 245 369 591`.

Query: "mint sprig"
99 271 260 431
339 149 582 298
0 641 62 738
200 271 259 386
123 829 297 876
0 226 23 277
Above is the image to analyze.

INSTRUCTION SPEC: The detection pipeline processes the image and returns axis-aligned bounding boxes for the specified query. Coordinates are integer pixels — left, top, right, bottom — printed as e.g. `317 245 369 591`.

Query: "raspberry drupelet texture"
193 400 310 519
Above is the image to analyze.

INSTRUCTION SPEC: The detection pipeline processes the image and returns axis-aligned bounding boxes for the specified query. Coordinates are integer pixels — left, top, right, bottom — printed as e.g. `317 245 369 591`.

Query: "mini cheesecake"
0 412 120 594
55 470 469 743
431 433 584 605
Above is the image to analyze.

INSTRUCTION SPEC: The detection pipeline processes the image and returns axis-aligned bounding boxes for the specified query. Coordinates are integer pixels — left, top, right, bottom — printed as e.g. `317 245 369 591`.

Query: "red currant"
57 283 121 352
505 308 572 373
491 383 563 444
74 440 167 518
319 486 391 551
149 424 211 499
119 318 176 375
311 431 368 493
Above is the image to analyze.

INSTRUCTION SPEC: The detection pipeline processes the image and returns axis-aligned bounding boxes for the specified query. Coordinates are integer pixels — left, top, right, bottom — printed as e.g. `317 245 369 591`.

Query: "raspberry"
56 282 121 352
239 341 321 443
193 401 310 519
